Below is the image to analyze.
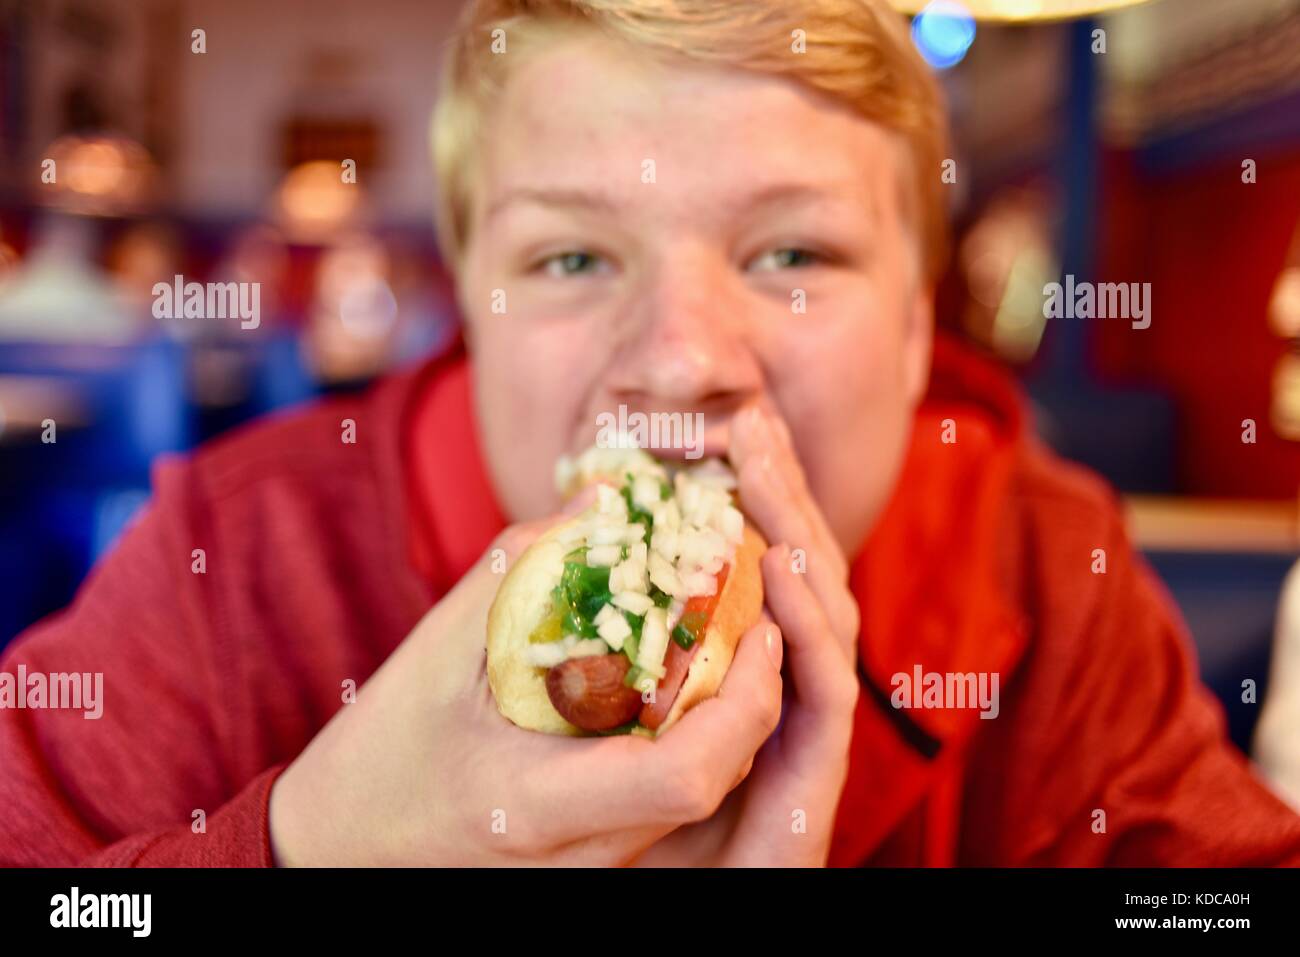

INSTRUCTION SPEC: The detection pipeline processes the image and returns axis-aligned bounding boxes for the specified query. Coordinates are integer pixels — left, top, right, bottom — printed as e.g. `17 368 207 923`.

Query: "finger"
551 823 679 867
627 785 747 867
641 620 784 823
730 404 851 578
524 620 783 841
732 447 860 658
730 404 846 576
760 544 860 724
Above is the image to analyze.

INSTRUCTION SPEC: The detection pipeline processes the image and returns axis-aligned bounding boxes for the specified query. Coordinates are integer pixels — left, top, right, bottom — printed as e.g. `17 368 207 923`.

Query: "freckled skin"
458 32 933 560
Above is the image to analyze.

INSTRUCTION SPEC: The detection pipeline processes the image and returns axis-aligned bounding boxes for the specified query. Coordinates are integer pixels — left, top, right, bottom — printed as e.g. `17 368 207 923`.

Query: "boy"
3 0 1299 866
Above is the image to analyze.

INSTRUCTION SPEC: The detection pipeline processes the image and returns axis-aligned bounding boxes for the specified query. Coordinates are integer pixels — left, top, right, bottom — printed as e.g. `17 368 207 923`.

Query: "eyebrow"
483 181 855 226
484 187 622 225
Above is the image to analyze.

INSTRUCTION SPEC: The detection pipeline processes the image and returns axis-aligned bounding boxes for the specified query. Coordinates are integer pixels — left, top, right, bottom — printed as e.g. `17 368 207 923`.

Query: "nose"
608 249 763 411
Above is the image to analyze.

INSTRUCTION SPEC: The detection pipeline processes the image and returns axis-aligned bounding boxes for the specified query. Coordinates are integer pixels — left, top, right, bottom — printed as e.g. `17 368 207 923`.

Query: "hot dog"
486 446 766 737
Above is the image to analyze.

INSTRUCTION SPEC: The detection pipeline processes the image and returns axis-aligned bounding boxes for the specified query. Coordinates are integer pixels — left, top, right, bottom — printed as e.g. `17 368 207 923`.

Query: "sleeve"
962 498 1300 866
0 460 284 867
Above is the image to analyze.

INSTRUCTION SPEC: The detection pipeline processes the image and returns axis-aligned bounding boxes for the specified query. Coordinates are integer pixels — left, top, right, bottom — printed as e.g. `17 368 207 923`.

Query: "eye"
746 247 820 272
539 250 604 277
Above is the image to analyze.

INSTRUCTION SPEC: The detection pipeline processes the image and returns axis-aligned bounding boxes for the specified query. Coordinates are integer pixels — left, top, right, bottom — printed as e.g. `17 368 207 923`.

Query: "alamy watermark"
891 665 999 720
1043 274 1151 330
50 887 150 937
596 404 705 460
152 274 260 330
0 666 103 719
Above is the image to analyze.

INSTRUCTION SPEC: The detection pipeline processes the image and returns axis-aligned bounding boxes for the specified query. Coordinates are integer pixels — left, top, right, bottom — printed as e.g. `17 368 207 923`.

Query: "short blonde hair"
431 0 950 281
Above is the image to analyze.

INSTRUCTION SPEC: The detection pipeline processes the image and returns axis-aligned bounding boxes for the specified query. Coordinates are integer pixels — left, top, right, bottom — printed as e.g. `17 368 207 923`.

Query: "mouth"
648 425 731 462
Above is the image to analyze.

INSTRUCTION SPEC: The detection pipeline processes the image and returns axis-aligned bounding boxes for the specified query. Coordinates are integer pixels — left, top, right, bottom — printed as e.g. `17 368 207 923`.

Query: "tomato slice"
639 564 729 730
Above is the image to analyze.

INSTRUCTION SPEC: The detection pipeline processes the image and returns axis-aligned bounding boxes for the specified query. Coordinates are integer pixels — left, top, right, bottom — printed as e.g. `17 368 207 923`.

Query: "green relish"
529 474 680 689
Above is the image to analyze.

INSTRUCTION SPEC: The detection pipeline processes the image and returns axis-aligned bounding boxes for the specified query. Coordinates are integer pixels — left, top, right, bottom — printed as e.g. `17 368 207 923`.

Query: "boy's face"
459 32 933 558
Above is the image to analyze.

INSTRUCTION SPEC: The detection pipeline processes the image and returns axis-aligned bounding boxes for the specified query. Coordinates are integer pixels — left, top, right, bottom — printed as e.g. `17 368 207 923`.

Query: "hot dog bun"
487 522 589 736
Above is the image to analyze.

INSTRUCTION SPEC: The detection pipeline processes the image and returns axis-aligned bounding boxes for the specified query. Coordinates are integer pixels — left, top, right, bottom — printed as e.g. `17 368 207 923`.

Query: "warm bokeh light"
959 192 1056 363
272 161 366 242
42 135 156 217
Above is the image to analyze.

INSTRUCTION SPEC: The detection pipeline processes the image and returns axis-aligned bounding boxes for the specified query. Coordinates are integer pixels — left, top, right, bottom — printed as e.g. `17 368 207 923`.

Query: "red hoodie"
2 335 1298 867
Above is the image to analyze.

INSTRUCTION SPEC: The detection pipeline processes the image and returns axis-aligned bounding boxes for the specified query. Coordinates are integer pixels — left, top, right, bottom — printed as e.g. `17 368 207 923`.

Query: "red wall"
1093 146 1300 498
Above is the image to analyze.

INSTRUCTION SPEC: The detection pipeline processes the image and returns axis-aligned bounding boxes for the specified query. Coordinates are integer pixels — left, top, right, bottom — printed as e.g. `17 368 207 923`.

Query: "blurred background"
0 0 1297 751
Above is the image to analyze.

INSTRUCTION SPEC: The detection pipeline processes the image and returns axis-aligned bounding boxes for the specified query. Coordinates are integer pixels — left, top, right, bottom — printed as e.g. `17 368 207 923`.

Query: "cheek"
469 318 597 519
765 305 918 553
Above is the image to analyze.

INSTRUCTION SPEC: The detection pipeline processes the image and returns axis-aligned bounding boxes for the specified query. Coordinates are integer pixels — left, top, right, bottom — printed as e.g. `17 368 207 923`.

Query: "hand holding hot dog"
267 485 785 866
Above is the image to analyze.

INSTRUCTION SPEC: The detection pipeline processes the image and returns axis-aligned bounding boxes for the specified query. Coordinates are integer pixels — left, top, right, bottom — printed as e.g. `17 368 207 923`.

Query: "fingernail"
765 624 783 671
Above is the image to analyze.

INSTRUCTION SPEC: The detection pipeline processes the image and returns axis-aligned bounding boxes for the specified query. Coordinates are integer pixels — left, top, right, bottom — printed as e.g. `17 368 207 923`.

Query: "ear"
902 280 934 409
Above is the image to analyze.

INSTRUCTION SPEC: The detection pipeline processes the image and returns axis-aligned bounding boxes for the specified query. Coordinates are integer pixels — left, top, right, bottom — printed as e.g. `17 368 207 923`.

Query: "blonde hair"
431 0 950 281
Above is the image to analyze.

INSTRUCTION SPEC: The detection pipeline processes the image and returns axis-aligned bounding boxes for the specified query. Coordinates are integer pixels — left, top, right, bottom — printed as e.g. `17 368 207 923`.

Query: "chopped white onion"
596 484 627 518
648 550 685 598
555 446 663 498
608 559 646 594
585 544 622 567
611 591 654 616
588 523 627 547
677 526 725 571
681 569 718 598
666 598 685 632
720 504 744 544
595 608 631 650
675 474 702 521
595 613 631 650
652 500 681 532
650 528 680 563
637 608 670 678
524 638 572 668
632 474 661 513
567 638 611 659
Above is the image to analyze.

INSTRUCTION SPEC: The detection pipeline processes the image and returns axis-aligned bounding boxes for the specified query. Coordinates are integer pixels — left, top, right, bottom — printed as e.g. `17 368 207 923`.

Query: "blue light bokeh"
912 1 977 70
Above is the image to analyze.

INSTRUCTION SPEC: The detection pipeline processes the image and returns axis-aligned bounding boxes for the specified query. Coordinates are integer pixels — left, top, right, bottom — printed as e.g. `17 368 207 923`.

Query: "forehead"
474 31 903 225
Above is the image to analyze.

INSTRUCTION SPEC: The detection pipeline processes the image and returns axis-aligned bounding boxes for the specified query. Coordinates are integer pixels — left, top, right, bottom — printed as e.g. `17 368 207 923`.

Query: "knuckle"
653 757 719 823
837 601 861 643
831 671 861 713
